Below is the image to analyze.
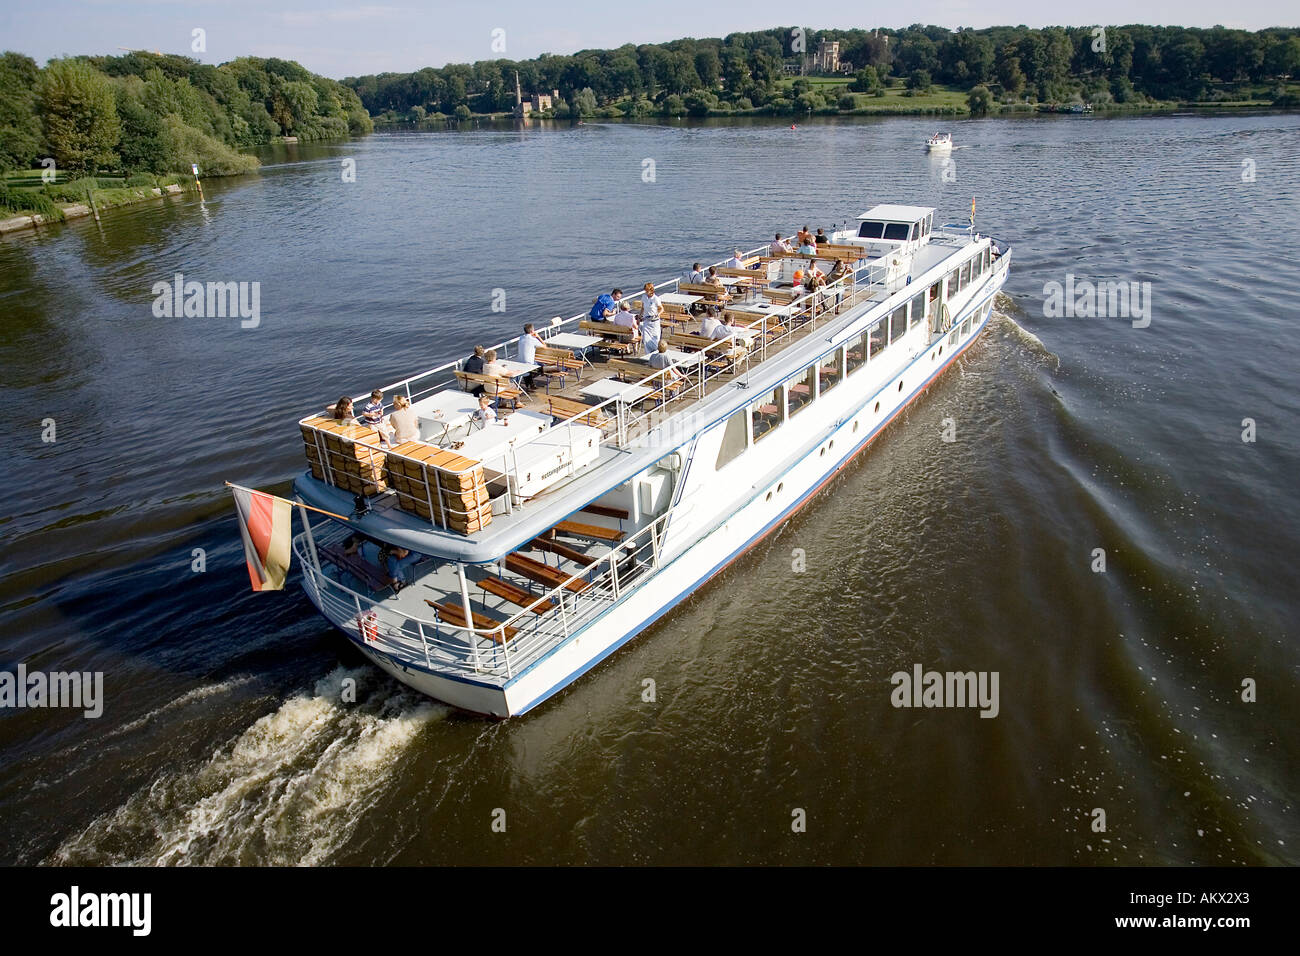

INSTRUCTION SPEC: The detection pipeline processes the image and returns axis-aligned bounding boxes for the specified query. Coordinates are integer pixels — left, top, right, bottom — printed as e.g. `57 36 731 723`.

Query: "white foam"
52 665 448 866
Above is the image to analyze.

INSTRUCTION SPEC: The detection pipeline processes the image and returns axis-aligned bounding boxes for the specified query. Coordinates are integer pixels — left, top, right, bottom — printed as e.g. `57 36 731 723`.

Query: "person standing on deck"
639 282 664 355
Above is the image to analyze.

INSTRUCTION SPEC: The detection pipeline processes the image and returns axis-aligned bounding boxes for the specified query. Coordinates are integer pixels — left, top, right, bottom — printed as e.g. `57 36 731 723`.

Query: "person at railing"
589 288 622 321
803 266 827 317
769 233 791 254
360 389 392 445
389 393 420 443
639 282 664 355
724 249 745 269
827 259 849 313
331 396 359 425
684 262 705 284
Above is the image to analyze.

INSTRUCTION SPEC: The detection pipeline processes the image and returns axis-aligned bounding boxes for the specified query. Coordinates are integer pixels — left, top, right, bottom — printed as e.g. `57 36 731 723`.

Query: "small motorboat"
925 132 953 153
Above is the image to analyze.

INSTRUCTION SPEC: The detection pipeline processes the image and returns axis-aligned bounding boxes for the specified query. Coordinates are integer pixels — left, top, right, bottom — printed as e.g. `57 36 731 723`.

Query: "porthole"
819 447 826 457
874 402 880 413
829 440 835 449
898 381 904 392
765 491 773 502
777 482 784 493
931 351 936 361
938 346 943 357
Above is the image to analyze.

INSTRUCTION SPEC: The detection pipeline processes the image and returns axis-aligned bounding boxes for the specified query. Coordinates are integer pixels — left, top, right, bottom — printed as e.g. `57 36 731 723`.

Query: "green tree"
571 87 598 116
849 65 882 93
967 84 994 115
0 52 42 171
38 58 121 174
906 69 932 93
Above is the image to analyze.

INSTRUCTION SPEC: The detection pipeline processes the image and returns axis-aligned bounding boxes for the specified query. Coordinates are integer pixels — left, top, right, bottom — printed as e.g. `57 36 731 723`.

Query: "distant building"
530 92 553 112
811 39 844 74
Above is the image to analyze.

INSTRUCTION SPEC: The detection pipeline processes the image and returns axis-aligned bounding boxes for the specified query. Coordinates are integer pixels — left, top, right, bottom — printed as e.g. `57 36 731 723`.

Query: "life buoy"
357 610 379 642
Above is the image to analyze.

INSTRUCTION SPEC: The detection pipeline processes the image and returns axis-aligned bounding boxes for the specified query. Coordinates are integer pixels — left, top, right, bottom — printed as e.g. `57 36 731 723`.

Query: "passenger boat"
925 132 953 153
290 204 1011 716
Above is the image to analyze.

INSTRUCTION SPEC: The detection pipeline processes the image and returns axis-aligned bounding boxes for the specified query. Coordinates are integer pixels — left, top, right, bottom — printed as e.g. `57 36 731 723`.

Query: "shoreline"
0 181 198 237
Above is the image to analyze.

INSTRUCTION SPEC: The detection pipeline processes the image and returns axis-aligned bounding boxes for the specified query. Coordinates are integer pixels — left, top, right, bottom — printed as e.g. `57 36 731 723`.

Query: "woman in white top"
388 394 420 443
639 282 663 354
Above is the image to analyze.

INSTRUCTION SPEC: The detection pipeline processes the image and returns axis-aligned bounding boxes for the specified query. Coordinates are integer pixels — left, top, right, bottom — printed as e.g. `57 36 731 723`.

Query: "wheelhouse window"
819 349 844 394
982 248 991 273
945 270 959 300
847 330 869 373
890 306 908 343
788 366 816 416
714 409 749 470
909 292 926 328
883 222 910 241
752 386 785 442
960 259 972 289
857 220 884 239
869 318 887 358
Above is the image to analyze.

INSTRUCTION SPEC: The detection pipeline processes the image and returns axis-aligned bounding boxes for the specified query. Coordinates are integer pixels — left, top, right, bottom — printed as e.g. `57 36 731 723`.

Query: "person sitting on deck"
798 236 818 256
704 266 730 303
724 250 745 269
332 396 358 425
648 341 684 383
797 226 813 247
769 233 790 254
718 313 749 359
482 348 507 379
700 312 725 338
463 345 487 396
611 304 641 343
361 389 390 444
389 394 420 443
517 322 544 387
471 394 498 428
685 262 705 284
815 228 830 246
378 543 423 590
589 289 621 321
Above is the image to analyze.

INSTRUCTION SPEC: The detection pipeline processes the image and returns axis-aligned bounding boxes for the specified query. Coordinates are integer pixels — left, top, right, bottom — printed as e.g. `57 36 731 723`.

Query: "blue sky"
2 1 1294 78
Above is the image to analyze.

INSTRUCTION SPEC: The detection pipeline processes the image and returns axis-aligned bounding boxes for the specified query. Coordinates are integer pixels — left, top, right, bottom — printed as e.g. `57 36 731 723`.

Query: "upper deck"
294 217 993 564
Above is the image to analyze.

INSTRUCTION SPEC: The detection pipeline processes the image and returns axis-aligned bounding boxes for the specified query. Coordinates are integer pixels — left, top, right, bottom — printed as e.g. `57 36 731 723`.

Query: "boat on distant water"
925 132 953 153
287 203 1011 716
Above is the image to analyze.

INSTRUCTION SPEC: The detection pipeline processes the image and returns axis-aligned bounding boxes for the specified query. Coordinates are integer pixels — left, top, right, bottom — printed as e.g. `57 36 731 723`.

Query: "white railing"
296 506 676 682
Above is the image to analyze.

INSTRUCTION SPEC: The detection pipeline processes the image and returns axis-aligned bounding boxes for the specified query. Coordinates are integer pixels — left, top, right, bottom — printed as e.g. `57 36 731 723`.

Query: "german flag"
229 484 294 591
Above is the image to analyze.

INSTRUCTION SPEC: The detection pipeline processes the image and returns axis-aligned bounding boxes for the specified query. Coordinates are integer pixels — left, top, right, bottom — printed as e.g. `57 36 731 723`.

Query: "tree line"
0 51 374 177
344 24 1300 120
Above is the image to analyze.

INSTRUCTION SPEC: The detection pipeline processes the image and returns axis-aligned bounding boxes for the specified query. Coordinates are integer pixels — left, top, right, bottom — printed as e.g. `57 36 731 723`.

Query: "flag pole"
224 482 351 521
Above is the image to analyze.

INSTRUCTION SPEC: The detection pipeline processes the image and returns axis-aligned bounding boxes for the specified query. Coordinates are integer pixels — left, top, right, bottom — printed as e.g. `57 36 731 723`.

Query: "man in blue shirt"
589 289 622 320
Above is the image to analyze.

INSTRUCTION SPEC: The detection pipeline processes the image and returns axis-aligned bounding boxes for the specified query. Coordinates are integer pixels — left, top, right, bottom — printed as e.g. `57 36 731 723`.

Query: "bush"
838 93 858 111
0 186 63 219
160 115 258 175
125 172 155 186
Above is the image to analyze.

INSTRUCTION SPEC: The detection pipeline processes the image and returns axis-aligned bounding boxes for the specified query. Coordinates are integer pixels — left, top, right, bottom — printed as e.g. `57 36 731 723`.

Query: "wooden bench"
763 288 799 305
553 519 623 543
531 536 593 566
678 282 729 303
582 503 629 520
607 359 686 406
453 371 524 407
534 346 584 389
578 320 639 355
545 395 612 431
479 576 555 615
319 543 390 592
505 552 590 593
425 599 518 643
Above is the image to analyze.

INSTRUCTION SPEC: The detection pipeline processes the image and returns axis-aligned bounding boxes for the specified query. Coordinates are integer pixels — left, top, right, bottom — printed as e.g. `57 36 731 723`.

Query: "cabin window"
714 409 749 470
961 317 972 335
869 318 887 358
883 222 910 241
948 328 960 346
945 271 959 300
847 331 869 374
858 220 884 239
909 223 919 241
982 248 991 273
819 349 844 394
922 216 931 238
960 260 972 289
788 366 816 416
890 307 908 343
910 292 926 328
752 385 785 442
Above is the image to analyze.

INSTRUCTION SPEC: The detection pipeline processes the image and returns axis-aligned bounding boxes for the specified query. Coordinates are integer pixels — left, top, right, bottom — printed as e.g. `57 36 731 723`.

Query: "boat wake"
50 666 448 866
992 294 1059 368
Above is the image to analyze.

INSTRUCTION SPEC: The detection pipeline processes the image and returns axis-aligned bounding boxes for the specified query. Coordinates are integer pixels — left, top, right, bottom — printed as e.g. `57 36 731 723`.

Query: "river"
1 112 1297 865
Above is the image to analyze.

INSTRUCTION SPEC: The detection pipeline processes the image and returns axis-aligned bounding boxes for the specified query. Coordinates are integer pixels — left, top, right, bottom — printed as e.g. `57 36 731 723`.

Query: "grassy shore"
0 171 200 232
